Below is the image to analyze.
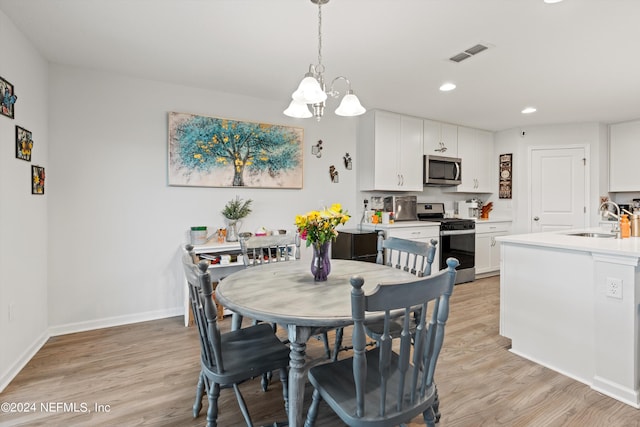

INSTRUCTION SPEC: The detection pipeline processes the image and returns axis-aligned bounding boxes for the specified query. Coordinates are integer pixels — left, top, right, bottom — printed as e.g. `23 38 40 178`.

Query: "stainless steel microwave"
423 155 462 186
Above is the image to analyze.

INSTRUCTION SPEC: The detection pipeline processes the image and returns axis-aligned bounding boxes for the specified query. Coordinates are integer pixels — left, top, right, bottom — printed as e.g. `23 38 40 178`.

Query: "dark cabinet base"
332 229 378 263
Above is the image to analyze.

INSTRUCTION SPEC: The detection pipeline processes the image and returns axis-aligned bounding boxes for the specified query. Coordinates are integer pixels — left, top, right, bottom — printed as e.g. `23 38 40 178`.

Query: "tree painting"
168 112 303 188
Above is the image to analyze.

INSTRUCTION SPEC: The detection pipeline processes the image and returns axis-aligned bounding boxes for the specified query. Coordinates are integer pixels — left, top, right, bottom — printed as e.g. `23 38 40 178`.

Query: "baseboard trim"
48 307 184 337
0 330 49 393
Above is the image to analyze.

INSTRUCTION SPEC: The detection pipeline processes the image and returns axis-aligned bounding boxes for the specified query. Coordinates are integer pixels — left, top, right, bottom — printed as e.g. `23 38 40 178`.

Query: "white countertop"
474 217 512 223
496 227 640 257
357 221 440 230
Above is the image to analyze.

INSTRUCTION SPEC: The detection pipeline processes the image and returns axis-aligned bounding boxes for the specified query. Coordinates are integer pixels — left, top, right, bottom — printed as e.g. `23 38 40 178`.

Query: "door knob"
533 216 540 221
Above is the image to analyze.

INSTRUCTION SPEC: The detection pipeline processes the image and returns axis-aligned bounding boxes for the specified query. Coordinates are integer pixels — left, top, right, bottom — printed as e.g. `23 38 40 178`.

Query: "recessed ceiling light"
544 0 563 3
522 107 537 114
439 82 456 92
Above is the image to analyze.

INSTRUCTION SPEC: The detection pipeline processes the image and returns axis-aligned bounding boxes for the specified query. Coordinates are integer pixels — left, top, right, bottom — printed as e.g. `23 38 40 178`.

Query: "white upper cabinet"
423 119 458 157
445 127 494 193
609 121 640 192
357 110 423 191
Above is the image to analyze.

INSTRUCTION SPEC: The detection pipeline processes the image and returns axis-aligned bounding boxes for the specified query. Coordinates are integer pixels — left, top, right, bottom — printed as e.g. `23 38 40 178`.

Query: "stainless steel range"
416 202 475 284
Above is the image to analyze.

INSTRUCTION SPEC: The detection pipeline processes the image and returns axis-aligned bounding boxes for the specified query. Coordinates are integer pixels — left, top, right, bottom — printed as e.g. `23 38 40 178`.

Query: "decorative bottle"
620 214 631 238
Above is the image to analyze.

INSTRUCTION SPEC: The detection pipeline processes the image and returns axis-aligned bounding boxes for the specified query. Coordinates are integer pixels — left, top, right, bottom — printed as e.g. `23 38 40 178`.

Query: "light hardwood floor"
1 276 639 426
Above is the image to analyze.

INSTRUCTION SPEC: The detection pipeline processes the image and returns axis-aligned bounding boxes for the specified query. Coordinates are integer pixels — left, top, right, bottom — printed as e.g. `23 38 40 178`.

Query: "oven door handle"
440 229 475 236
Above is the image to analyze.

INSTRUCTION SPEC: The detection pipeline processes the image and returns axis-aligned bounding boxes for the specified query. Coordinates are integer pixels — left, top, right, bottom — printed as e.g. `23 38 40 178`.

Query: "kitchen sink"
566 232 617 238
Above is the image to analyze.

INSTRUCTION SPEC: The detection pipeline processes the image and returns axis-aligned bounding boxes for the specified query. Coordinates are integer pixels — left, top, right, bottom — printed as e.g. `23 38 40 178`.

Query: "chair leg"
422 405 437 427
231 313 243 331
432 385 441 422
193 370 205 418
261 370 273 392
206 381 221 427
304 388 321 427
321 332 331 359
332 327 344 361
233 383 254 426
279 367 289 415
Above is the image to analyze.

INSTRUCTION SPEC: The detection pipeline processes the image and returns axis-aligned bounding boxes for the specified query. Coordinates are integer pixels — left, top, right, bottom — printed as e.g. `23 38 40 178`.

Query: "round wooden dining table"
215 258 419 427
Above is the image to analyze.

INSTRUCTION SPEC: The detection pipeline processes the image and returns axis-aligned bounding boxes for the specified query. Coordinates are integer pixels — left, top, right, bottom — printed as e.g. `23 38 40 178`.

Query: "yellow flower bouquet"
295 203 350 281
294 203 350 246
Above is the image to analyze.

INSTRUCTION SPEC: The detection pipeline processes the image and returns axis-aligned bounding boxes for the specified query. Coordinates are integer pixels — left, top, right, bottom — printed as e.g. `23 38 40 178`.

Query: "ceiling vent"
449 43 489 63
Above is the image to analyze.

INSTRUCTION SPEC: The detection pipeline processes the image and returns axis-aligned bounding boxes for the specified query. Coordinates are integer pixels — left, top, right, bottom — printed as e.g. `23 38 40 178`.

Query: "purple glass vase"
311 241 331 281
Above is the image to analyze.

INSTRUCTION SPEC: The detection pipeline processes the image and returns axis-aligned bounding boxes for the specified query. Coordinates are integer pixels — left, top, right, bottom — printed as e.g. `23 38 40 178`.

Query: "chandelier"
283 0 366 121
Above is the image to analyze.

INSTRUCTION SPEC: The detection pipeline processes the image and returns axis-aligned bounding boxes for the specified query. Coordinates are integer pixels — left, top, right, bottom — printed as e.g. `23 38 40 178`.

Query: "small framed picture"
32 165 45 195
0 76 17 119
16 126 33 161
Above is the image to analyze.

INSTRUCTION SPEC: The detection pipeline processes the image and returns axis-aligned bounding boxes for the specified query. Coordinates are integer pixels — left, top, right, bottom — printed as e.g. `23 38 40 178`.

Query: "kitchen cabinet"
609 120 640 192
423 119 458 157
357 110 423 191
332 229 378 263
475 220 511 276
445 126 493 193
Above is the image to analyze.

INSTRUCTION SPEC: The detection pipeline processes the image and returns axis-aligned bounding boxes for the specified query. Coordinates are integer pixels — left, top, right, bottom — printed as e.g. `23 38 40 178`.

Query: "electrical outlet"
606 277 623 299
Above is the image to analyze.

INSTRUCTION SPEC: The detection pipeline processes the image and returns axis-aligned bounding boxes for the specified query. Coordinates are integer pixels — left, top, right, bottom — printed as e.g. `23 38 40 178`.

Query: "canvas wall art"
16 126 33 161
168 112 304 188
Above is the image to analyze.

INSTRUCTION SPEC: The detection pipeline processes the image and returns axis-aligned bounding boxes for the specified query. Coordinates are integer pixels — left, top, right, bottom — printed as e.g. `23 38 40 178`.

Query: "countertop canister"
190 226 208 245
630 214 640 237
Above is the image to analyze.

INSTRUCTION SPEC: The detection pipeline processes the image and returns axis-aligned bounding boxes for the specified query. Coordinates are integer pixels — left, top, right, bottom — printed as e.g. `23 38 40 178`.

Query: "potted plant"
221 196 253 242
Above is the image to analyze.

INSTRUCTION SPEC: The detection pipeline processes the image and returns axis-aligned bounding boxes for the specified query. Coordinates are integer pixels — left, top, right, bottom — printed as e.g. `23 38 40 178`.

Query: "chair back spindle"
240 233 300 267
376 233 438 277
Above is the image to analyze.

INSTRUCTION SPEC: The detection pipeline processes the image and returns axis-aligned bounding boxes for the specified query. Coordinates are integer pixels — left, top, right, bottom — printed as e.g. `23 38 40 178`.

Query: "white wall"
494 123 608 235
47 64 358 332
0 10 49 391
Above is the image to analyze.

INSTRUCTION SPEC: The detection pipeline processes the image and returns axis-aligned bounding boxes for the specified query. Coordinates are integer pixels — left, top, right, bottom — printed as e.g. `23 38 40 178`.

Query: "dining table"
215 258 420 427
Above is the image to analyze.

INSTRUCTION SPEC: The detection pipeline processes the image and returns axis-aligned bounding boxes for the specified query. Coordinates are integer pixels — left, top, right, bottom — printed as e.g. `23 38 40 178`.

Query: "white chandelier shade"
335 92 366 117
292 75 327 104
283 99 313 118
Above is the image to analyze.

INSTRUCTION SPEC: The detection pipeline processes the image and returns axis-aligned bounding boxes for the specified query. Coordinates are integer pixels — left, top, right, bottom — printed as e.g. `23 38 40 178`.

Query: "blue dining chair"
183 255 290 427
304 257 459 427
331 235 438 361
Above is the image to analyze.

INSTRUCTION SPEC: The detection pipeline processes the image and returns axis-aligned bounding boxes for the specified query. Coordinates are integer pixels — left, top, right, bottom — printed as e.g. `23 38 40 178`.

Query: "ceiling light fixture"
283 0 365 121
439 82 457 92
543 0 563 3
521 107 537 114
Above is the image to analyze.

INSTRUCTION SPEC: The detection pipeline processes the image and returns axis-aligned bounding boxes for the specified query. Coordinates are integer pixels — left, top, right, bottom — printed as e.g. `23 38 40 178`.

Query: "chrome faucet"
599 201 621 236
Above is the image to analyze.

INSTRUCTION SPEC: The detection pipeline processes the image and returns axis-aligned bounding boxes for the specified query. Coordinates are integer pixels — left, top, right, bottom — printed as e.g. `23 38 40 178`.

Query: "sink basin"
566 232 616 238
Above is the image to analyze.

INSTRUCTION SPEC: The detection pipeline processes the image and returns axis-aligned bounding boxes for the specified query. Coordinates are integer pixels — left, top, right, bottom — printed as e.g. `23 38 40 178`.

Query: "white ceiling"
1 0 639 131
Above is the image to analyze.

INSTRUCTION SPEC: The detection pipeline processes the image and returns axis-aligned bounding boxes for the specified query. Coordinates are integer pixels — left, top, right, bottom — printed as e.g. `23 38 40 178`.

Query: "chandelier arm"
327 76 353 98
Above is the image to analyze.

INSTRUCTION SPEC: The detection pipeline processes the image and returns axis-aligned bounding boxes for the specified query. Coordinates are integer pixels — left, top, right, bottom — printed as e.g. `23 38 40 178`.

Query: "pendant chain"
317 3 323 69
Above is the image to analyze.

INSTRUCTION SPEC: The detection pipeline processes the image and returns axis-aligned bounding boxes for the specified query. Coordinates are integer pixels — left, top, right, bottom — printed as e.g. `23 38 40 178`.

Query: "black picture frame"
499 153 512 199
0 75 17 119
16 125 33 161
32 165 45 195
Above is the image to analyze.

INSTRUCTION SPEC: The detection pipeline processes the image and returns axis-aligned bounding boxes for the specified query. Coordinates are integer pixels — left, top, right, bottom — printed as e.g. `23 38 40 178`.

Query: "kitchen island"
497 228 640 408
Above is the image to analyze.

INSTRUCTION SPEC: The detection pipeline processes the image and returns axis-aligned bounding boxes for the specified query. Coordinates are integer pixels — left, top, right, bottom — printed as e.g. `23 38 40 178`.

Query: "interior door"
530 147 587 232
